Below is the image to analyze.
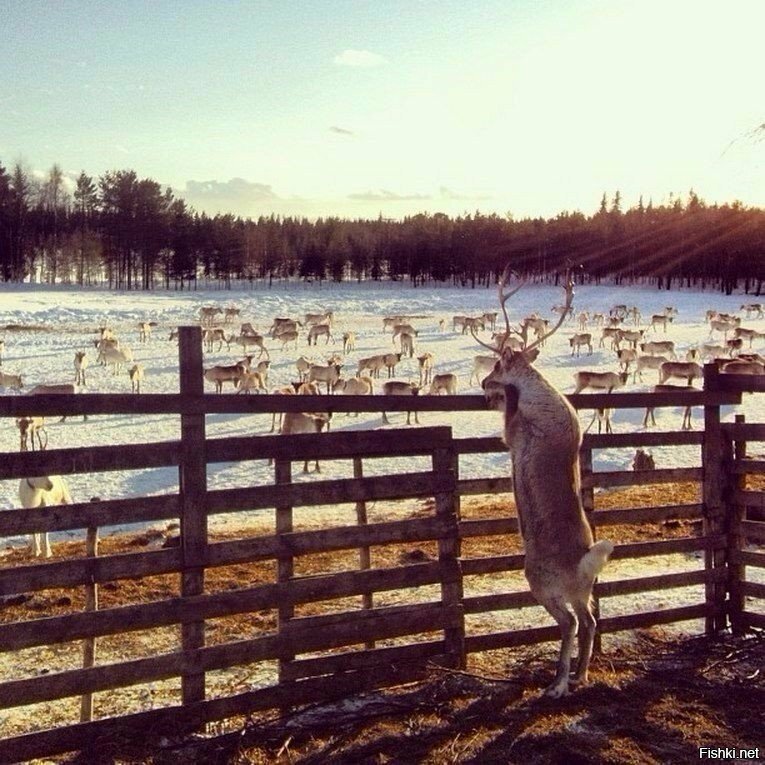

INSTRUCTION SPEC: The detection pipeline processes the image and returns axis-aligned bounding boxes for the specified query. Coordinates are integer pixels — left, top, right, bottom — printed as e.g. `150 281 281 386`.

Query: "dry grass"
1 482 762 763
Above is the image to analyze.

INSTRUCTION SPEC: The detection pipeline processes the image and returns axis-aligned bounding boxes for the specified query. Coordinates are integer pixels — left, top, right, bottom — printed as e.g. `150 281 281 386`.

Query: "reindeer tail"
578 540 614 582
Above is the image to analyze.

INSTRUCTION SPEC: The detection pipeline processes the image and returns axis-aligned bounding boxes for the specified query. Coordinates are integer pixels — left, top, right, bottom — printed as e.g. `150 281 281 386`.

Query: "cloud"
438 186 493 201
184 178 279 201
178 177 281 216
114 144 130 154
330 125 355 136
348 189 431 202
333 49 387 67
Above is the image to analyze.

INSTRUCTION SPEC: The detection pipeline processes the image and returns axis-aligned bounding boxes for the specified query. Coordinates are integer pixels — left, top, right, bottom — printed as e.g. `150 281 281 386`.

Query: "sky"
0 0 763 221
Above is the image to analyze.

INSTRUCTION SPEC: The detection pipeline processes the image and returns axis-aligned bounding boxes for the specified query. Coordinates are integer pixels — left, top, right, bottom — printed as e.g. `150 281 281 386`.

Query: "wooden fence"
0 327 762 762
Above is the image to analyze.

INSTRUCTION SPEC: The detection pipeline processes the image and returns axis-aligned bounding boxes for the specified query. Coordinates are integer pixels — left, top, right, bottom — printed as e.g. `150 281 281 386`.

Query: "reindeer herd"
1 286 764 700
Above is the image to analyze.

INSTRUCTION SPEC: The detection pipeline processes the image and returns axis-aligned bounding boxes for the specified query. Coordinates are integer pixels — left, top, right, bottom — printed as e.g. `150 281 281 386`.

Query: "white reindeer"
18 475 72 558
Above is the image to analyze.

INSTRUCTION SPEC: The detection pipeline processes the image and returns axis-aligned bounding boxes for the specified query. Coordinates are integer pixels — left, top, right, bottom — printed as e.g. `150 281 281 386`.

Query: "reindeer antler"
471 265 526 354
523 270 576 352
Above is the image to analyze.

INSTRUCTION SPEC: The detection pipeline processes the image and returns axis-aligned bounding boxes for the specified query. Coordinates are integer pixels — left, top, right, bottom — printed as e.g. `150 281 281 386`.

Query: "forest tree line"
0 160 763 294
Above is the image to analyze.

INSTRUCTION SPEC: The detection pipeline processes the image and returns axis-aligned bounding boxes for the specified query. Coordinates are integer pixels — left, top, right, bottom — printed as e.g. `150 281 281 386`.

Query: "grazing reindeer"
476 268 613 697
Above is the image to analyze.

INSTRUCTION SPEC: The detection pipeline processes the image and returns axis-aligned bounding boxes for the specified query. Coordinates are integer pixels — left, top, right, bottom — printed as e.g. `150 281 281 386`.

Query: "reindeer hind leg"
570 598 597 687
536 594 578 698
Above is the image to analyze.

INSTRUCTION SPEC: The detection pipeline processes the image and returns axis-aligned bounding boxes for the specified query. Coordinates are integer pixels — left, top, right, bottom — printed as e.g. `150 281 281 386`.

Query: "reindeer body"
484 347 613 697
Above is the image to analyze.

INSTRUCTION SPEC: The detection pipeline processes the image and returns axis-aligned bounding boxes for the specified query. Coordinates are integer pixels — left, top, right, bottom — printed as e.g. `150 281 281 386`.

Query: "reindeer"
417 352 435 386
477 268 613 697
16 416 47 451
740 303 764 319
74 351 89 386
128 363 145 393
307 323 334 346
342 331 356 354
644 384 695 431
381 381 420 425
569 333 593 357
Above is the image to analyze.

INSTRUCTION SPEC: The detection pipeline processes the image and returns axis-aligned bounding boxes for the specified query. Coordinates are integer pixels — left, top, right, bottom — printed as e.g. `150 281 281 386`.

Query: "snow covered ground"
0 279 763 549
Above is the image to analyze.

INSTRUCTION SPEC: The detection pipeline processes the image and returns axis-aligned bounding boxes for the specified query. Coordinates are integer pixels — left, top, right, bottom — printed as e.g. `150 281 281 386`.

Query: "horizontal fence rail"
0 327 761 763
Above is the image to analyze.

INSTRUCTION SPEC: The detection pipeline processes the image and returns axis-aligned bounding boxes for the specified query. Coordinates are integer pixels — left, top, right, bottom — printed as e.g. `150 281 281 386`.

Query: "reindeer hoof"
544 682 570 698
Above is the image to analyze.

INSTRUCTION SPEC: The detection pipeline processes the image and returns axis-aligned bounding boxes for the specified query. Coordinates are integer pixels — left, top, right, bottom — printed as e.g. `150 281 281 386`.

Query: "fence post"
433 441 465 669
178 326 208 705
80 525 99 722
728 414 746 634
275 458 295 682
580 445 602 652
353 457 374 649
702 363 727 634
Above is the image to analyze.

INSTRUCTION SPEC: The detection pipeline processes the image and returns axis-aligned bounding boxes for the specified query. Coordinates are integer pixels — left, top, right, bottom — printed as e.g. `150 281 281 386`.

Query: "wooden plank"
80 525 99 723
0 494 179 537
452 436 507 455
282 603 461 652
275 458 295 683
0 389 744 420
353 457 373 648
741 581 765 600
591 504 704 526
288 640 446 681
459 517 520 538
457 476 513 495
0 662 427 764
0 548 183 597
465 624 560 653
433 445 465 669
730 414 749 634
0 441 180 481
595 569 722 598
206 471 453 515
736 550 765 569
582 467 702 489
567 390 741 409
463 590 537 614
722 422 765 441
610 535 724 560
466 603 716 655
0 602 452 710
207 517 452 567
734 490 765 509
731 459 765 475
583 430 704 449
702 363 727 634
740 520 765 542
0 561 444 652
461 553 525 576
716 374 765 393
742 612 765 629
598 603 716 633
207 426 453 463
178 326 208 705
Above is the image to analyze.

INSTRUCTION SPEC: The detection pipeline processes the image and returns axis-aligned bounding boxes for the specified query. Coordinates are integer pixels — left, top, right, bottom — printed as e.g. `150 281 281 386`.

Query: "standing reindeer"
474 268 613 697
